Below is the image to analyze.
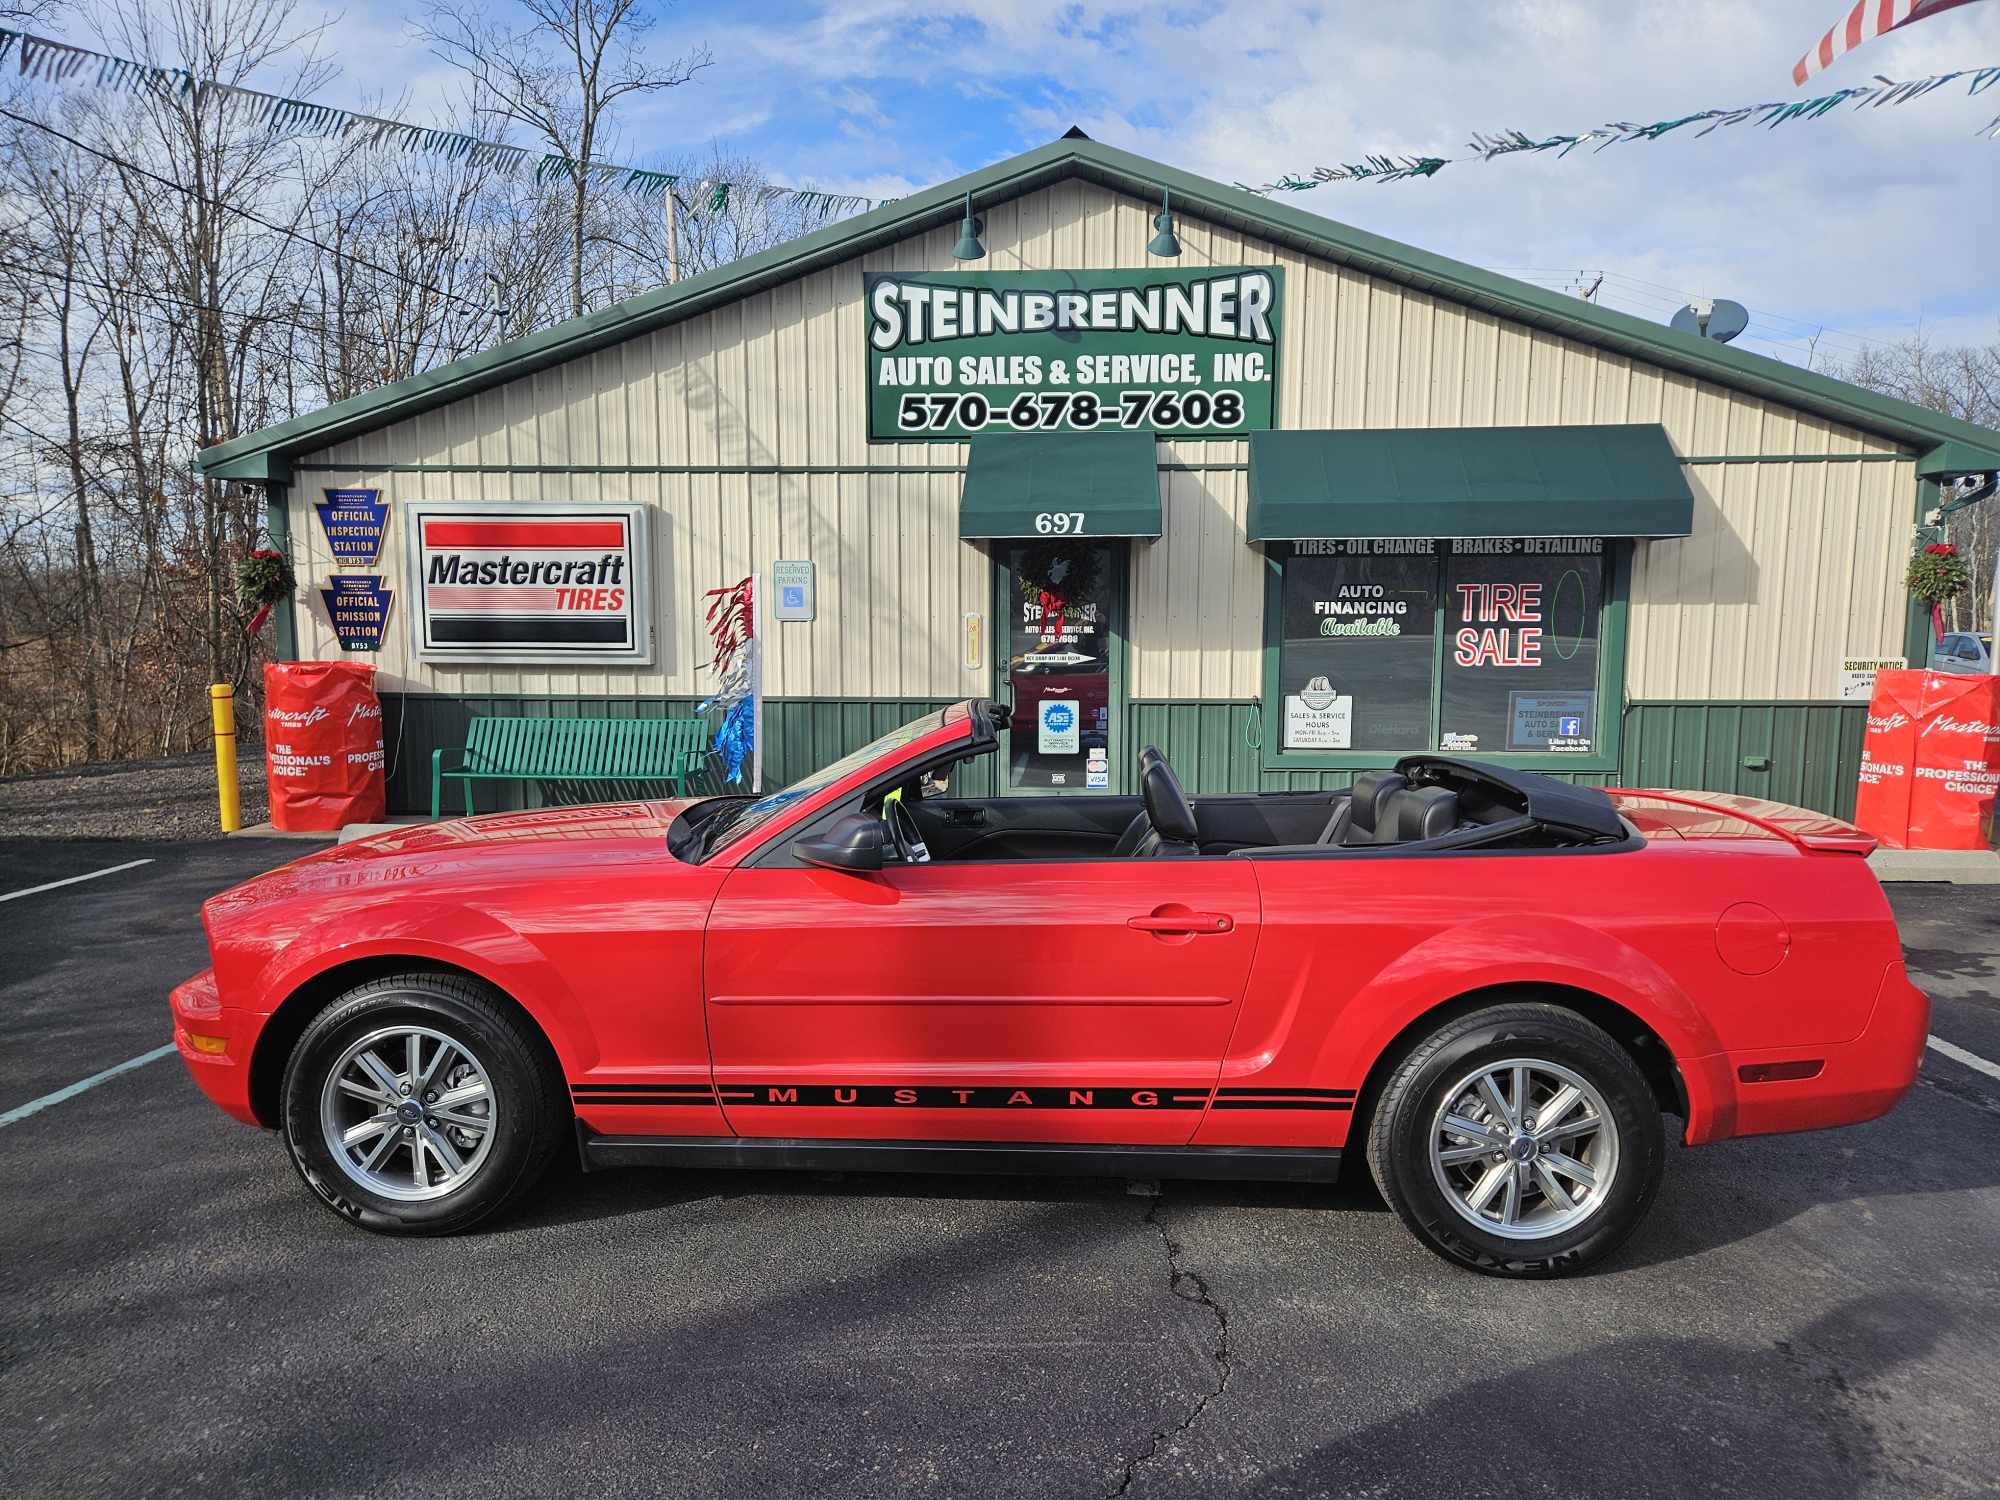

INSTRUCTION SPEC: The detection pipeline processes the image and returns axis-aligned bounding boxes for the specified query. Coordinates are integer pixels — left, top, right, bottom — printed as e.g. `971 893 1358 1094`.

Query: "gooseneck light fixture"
1147 188 1181 258
950 193 986 261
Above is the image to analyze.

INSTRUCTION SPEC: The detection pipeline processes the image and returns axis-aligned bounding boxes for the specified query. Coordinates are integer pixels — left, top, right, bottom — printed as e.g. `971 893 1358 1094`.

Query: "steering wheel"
885 797 931 864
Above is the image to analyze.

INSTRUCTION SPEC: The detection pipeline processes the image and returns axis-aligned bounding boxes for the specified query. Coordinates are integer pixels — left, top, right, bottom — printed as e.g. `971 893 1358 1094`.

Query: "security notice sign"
408 503 651 664
865 267 1282 440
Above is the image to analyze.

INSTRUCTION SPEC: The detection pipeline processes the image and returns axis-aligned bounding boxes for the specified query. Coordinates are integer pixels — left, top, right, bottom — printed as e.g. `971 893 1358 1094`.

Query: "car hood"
207 798 707 922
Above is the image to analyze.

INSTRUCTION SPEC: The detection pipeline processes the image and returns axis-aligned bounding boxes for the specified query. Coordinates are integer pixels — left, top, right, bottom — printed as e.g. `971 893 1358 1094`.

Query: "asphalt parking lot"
3 837 1998 1499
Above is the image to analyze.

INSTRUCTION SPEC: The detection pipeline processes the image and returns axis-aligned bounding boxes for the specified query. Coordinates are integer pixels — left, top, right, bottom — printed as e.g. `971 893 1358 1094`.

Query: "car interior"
846 738 1630 867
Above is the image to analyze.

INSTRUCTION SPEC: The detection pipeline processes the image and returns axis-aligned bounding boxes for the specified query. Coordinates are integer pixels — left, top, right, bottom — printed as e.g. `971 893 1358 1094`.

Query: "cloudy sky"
67 0 2000 366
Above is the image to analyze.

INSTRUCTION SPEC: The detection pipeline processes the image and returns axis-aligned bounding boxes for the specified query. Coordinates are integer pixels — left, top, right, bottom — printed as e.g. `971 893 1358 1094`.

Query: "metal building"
200 134 2000 816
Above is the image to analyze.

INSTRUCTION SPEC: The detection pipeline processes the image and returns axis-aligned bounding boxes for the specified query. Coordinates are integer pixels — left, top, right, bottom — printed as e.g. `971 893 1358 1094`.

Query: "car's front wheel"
280 972 566 1235
1365 1002 1665 1277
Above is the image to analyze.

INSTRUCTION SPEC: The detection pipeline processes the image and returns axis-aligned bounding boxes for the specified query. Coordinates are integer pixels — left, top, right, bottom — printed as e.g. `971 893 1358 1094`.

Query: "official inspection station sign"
314 488 389 568
407 503 652 664
865 267 1282 441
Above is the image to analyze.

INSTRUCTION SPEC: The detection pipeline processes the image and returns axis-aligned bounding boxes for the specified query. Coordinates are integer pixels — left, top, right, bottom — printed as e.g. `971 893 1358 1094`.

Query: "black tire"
1364 1002 1664 1278
279 972 567 1236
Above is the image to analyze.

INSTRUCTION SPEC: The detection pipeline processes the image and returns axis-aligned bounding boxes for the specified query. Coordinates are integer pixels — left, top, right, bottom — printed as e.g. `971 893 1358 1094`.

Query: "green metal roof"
200 133 2000 485
1246 423 1695 540
959 432 1162 539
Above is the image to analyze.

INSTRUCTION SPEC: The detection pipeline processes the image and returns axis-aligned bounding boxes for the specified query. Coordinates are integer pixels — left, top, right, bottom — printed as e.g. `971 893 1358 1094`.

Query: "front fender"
232 898 596 1074
1311 914 1726 1139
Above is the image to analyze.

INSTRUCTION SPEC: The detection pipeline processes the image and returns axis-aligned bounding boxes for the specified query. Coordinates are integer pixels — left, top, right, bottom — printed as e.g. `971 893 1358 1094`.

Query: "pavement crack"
1106 1192 1232 1499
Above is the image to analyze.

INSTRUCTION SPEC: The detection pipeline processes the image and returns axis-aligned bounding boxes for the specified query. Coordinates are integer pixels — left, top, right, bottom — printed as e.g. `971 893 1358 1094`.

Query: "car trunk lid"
1606 788 1878 854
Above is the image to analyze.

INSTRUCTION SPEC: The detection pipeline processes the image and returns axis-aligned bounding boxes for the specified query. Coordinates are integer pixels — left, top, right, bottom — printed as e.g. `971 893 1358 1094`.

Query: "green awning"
1917 439 2000 479
1247 423 1695 541
959 431 1162 539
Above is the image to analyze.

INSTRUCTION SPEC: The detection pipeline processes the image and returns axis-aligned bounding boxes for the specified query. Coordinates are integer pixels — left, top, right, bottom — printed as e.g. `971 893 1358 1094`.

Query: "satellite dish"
1671 298 1749 344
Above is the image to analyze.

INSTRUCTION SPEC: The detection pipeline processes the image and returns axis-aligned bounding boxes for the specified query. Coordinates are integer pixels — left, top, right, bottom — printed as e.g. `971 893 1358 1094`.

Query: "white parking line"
0 1043 177 1128
1927 1035 2000 1084
0 858 154 904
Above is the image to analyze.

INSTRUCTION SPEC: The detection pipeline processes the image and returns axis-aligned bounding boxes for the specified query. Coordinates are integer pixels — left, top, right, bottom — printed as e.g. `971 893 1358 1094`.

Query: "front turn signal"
185 1032 230 1055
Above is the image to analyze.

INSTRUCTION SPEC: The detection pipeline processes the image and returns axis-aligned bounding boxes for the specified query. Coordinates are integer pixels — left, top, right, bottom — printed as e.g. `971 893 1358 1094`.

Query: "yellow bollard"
210 683 241 834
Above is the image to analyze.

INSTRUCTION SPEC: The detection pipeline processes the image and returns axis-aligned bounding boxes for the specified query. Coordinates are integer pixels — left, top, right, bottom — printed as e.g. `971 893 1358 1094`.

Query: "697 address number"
897 388 1246 433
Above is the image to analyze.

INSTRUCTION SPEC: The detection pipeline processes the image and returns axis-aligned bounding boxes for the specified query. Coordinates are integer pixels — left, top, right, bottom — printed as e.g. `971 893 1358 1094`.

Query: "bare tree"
421 0 708 319
1838 330 2000 635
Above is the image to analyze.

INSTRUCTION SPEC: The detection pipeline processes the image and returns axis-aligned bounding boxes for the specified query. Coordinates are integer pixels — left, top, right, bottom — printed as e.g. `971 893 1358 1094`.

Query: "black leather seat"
1133 757 1200 857
1112 746 1170 855
1381 783 1461 842
1323 769 1405 845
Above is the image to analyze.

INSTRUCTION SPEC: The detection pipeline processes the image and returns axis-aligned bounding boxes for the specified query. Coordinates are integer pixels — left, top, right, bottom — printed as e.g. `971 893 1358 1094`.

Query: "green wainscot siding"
381 694 1865 819
1618 700 1868 820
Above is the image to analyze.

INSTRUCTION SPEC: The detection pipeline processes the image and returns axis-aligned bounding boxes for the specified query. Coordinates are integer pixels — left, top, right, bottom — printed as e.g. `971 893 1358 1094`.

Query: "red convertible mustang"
172 701 1926 1276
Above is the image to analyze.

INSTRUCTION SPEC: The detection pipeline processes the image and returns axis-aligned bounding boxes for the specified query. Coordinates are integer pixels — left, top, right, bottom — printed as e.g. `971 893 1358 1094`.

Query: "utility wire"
0 103 491 313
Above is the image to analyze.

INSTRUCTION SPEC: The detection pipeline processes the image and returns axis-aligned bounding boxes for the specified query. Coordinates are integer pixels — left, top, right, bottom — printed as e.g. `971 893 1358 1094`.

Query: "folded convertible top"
1394 755 1627 842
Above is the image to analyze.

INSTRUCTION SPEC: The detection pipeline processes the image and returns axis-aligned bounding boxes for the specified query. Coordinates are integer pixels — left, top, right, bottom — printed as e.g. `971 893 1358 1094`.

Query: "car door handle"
941 809 986 827
1127 911 1233 935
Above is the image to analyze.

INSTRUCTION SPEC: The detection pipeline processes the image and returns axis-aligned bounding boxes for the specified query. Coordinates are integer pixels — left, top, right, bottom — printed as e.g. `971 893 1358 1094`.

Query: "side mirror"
796 812 885 873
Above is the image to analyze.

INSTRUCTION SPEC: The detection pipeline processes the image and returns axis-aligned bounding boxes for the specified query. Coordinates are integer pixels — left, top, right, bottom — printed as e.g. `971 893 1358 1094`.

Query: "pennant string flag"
1239 63 2000 195
1793 0 1988 85
0 26 884 218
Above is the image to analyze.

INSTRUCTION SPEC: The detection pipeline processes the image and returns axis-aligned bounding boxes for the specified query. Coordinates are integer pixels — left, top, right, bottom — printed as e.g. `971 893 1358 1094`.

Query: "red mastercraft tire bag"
263 661 386 831
1854 669 2000 850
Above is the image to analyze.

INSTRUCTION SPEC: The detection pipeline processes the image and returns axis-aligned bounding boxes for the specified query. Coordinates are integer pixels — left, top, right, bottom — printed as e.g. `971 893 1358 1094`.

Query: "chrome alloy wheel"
1427 1057 1620 1242
318 1024 498 1202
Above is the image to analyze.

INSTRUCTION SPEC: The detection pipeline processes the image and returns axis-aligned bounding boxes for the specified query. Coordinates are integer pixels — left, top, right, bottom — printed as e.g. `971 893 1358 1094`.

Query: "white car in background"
1930 632 1993 674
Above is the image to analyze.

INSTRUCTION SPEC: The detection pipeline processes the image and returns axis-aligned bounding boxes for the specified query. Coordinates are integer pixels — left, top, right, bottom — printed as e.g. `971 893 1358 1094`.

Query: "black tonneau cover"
1394 755 1626 842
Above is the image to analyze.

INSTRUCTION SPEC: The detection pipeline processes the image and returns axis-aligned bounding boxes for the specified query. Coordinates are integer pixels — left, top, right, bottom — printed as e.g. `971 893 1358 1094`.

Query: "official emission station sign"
865 267 1282 441
407 503 652 664
320 574 393 652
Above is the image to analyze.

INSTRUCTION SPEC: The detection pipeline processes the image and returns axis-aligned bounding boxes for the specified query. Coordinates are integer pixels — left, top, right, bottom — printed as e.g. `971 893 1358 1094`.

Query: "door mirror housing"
796 812 885 872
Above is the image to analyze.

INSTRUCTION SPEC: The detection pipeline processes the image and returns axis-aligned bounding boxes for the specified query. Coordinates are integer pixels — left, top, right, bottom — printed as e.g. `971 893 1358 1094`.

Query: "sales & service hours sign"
865 267 1282 441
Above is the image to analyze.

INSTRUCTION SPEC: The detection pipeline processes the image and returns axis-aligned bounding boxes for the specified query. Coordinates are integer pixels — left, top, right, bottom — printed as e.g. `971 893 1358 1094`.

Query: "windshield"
697 708 952 859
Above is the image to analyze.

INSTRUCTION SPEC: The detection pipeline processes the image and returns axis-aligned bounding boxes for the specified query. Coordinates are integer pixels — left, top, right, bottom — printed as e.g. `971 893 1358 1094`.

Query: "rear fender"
1313 914 1726 1138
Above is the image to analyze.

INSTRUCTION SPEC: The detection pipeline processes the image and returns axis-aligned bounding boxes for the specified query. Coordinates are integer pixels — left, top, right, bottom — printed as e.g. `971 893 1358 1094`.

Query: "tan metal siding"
1627 458 1914 699
291 178 1913 703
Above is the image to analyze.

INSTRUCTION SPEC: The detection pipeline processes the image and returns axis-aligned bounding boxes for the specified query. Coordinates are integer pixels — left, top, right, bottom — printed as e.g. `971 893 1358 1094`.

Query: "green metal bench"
430 715 711 819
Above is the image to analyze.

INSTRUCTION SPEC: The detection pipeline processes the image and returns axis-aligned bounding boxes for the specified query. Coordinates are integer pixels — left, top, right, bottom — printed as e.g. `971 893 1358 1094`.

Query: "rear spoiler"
1608 788 1878 855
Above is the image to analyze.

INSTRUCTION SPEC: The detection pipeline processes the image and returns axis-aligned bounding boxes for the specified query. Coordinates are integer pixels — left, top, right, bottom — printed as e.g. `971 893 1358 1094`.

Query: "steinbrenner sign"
865 266 1282 441
408 503 652 664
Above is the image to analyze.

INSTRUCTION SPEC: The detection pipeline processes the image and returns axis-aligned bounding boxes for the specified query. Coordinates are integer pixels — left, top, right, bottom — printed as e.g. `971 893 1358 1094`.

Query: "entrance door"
998 539 1123 794
703 856 1261 1145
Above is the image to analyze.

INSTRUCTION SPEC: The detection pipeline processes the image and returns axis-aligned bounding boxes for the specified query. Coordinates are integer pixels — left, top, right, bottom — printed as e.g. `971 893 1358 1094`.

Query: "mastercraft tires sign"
407 503 652 664
866 267 1282 441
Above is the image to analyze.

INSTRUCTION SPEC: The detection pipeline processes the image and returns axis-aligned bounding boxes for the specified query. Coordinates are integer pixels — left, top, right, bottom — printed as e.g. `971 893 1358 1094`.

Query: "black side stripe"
1211 1099 1353 1112
573 1082 1359 1111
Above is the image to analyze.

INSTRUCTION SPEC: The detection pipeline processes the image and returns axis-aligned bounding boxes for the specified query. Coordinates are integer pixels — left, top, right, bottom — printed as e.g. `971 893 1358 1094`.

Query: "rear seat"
1320 771 1462 846
1382 783 1461 842
1323 770 1404 845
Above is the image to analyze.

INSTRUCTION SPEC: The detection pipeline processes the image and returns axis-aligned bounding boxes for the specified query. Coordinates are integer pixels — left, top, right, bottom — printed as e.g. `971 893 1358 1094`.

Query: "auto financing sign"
865 267 1282 440
407 503 652 664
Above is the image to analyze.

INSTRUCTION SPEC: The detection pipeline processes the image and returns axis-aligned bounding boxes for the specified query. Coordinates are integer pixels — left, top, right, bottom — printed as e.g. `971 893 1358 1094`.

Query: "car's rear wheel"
1365 1002 1664 1277
280 973 566 1235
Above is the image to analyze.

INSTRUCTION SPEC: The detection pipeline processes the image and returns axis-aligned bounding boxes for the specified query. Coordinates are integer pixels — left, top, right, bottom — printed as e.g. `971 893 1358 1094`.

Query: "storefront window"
1440 539 1605 755
1277 540 1437 752
1003 540 1118 790
1270 538 1612 759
